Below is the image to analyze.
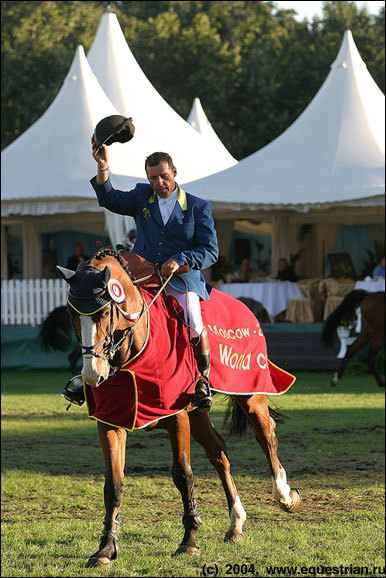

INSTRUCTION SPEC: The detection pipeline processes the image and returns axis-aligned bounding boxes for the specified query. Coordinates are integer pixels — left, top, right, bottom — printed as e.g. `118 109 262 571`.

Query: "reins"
71 250 199 376
154 268 198 345
74 267 177 375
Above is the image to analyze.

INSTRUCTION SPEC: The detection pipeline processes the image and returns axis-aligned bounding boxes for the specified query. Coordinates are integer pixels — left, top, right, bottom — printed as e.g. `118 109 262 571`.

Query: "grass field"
1 368 385 578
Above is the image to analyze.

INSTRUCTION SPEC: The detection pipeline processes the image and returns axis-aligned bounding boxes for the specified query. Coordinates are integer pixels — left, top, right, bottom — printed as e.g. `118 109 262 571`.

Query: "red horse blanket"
85 287 295 431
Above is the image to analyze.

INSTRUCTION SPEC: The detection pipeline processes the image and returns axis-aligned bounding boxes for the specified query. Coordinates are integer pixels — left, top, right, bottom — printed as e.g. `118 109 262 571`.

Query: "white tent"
1 9 239 279
185 30 385 276
1 44 154 208
87 9 237 185
1 45 144 277
187 97 236 165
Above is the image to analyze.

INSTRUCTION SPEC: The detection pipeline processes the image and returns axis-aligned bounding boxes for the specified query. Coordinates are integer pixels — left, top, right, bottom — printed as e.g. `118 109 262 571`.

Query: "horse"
321 290 385 388
39 306 81 375
57 247 302 567
39 300 271 375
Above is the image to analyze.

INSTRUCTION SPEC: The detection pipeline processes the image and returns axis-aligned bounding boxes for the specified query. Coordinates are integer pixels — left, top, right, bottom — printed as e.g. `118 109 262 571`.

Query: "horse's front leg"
166 411 201 556
189 409 246 543
330 332 368 387
86 422 127 568
236 394 301 513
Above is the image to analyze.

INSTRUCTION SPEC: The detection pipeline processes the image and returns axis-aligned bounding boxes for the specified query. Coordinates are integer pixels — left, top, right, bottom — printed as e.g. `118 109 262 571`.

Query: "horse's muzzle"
82 365 109 387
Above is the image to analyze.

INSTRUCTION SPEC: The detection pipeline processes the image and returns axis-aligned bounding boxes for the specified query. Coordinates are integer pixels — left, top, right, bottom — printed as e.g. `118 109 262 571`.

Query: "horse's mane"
91 247 131 276
90 247 159 288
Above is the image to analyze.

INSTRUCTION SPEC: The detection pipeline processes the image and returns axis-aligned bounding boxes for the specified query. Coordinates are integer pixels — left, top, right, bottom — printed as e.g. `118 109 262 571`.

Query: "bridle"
69 266 178 377
76 297 146 377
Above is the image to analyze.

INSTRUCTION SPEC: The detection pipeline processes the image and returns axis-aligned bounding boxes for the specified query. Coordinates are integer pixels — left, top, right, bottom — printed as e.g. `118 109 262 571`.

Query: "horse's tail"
224 396 288 438
38 306 74 351
321 289 368 347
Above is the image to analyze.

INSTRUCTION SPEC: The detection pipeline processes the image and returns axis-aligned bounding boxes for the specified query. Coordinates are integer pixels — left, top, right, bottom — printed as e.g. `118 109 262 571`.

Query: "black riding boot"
61 375 85 406
190 327 212 412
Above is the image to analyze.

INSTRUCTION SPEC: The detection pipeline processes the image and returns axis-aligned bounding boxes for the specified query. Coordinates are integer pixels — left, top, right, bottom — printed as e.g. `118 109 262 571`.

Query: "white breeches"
165 287 204 338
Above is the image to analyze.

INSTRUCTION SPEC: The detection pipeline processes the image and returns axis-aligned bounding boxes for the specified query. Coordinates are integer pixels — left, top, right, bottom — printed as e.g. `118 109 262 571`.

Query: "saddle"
119 251 160 289
120 251 190 330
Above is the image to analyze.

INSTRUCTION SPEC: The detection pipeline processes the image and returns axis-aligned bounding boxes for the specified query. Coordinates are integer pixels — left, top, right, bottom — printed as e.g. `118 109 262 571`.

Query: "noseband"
68 262 177 377
71 291 146 377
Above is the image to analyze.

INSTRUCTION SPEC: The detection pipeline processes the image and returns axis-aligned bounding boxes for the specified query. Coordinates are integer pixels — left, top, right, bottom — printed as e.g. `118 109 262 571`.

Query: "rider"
63 141 218 412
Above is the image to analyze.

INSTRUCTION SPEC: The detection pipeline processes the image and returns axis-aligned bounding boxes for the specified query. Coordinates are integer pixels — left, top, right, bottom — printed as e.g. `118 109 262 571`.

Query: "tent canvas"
87 10 238 185
185 31 384 210
1 10 239 278
187 97 236 165
185 30 384 277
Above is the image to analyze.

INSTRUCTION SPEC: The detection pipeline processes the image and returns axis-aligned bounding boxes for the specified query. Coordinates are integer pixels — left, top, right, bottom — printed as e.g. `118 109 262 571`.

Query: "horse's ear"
101 266 111 287
56 266 76 283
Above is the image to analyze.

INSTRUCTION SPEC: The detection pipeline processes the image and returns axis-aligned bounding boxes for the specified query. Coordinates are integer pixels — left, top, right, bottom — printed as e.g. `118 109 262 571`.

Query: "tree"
1 1 384 158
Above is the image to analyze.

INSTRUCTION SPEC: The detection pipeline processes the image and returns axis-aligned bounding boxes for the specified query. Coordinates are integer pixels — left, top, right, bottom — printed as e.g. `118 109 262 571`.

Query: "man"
276 257 297 282
372 256 385 278
232 257 252 282
66 242 90 271
126 229 137 252
89 140 218 411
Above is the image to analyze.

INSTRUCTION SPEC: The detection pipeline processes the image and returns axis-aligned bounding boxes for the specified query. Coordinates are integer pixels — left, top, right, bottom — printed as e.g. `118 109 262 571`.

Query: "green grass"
1 369 385 577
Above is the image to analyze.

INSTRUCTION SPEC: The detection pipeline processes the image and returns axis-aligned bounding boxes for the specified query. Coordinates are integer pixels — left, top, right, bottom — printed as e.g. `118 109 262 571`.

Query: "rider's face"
146 161 177 198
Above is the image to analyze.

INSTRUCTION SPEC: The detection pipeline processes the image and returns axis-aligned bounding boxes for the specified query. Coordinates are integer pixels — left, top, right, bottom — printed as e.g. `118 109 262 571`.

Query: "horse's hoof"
173 545 200 557
85 556 112 567
277 489 302 513
224 531 245 543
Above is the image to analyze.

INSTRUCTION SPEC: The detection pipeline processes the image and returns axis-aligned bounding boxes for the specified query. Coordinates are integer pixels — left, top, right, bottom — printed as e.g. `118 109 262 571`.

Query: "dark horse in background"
39 306 81 374
321 290 385 388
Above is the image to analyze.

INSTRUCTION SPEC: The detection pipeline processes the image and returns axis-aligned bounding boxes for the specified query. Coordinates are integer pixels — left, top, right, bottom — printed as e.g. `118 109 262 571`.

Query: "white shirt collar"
157 185 179 224
157 185 178 204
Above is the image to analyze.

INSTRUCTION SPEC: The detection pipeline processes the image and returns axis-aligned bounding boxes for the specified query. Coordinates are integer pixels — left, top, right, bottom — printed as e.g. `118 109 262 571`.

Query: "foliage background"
1 1 385 159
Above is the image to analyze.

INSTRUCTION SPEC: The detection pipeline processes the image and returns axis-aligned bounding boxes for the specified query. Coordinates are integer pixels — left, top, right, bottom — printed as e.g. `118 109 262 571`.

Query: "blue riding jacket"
90 177 218 300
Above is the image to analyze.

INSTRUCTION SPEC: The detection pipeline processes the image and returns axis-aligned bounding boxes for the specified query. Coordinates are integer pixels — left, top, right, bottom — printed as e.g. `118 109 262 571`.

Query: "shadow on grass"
2 370 384 481
2 406 384 478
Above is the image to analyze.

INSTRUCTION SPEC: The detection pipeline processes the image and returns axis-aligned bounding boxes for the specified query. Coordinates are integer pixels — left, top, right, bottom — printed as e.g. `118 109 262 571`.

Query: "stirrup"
61 375 85 407
191 376 212 412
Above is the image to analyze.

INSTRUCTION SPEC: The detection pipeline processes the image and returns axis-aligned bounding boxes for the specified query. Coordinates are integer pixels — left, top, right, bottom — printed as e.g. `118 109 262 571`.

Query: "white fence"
1 279 68 326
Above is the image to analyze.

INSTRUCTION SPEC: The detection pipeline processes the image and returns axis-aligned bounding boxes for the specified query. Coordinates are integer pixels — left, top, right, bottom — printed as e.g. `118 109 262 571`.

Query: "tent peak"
331 28 366 71
103 4 115 13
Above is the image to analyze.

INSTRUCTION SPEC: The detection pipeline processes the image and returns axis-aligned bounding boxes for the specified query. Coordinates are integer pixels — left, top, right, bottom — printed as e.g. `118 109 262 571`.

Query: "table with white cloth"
218 281 304 320
354 278 385 292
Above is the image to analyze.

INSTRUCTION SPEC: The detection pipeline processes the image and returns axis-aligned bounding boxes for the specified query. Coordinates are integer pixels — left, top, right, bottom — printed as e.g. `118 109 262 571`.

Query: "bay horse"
321 290 385 388
57 247 301 568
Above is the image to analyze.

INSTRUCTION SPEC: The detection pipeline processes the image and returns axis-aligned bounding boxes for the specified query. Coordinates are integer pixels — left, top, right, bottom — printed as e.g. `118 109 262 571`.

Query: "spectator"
66 242 90 271
232 257 252 282
276 258 297 282
126 229 137 252
372 256 385 278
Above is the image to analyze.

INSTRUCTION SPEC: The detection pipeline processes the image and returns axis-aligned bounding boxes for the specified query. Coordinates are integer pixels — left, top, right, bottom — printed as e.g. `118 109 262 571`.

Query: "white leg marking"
331 372 339 385
80 316 100 385
230 495 246 534
271 467 292 506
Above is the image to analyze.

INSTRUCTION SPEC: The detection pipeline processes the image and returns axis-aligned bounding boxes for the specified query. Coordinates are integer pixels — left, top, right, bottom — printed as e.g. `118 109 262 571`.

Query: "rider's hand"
160 258 180 277
91 134 109 170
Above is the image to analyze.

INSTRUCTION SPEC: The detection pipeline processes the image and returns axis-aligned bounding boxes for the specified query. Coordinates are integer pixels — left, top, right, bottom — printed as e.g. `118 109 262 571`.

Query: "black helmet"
94 115 135 151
